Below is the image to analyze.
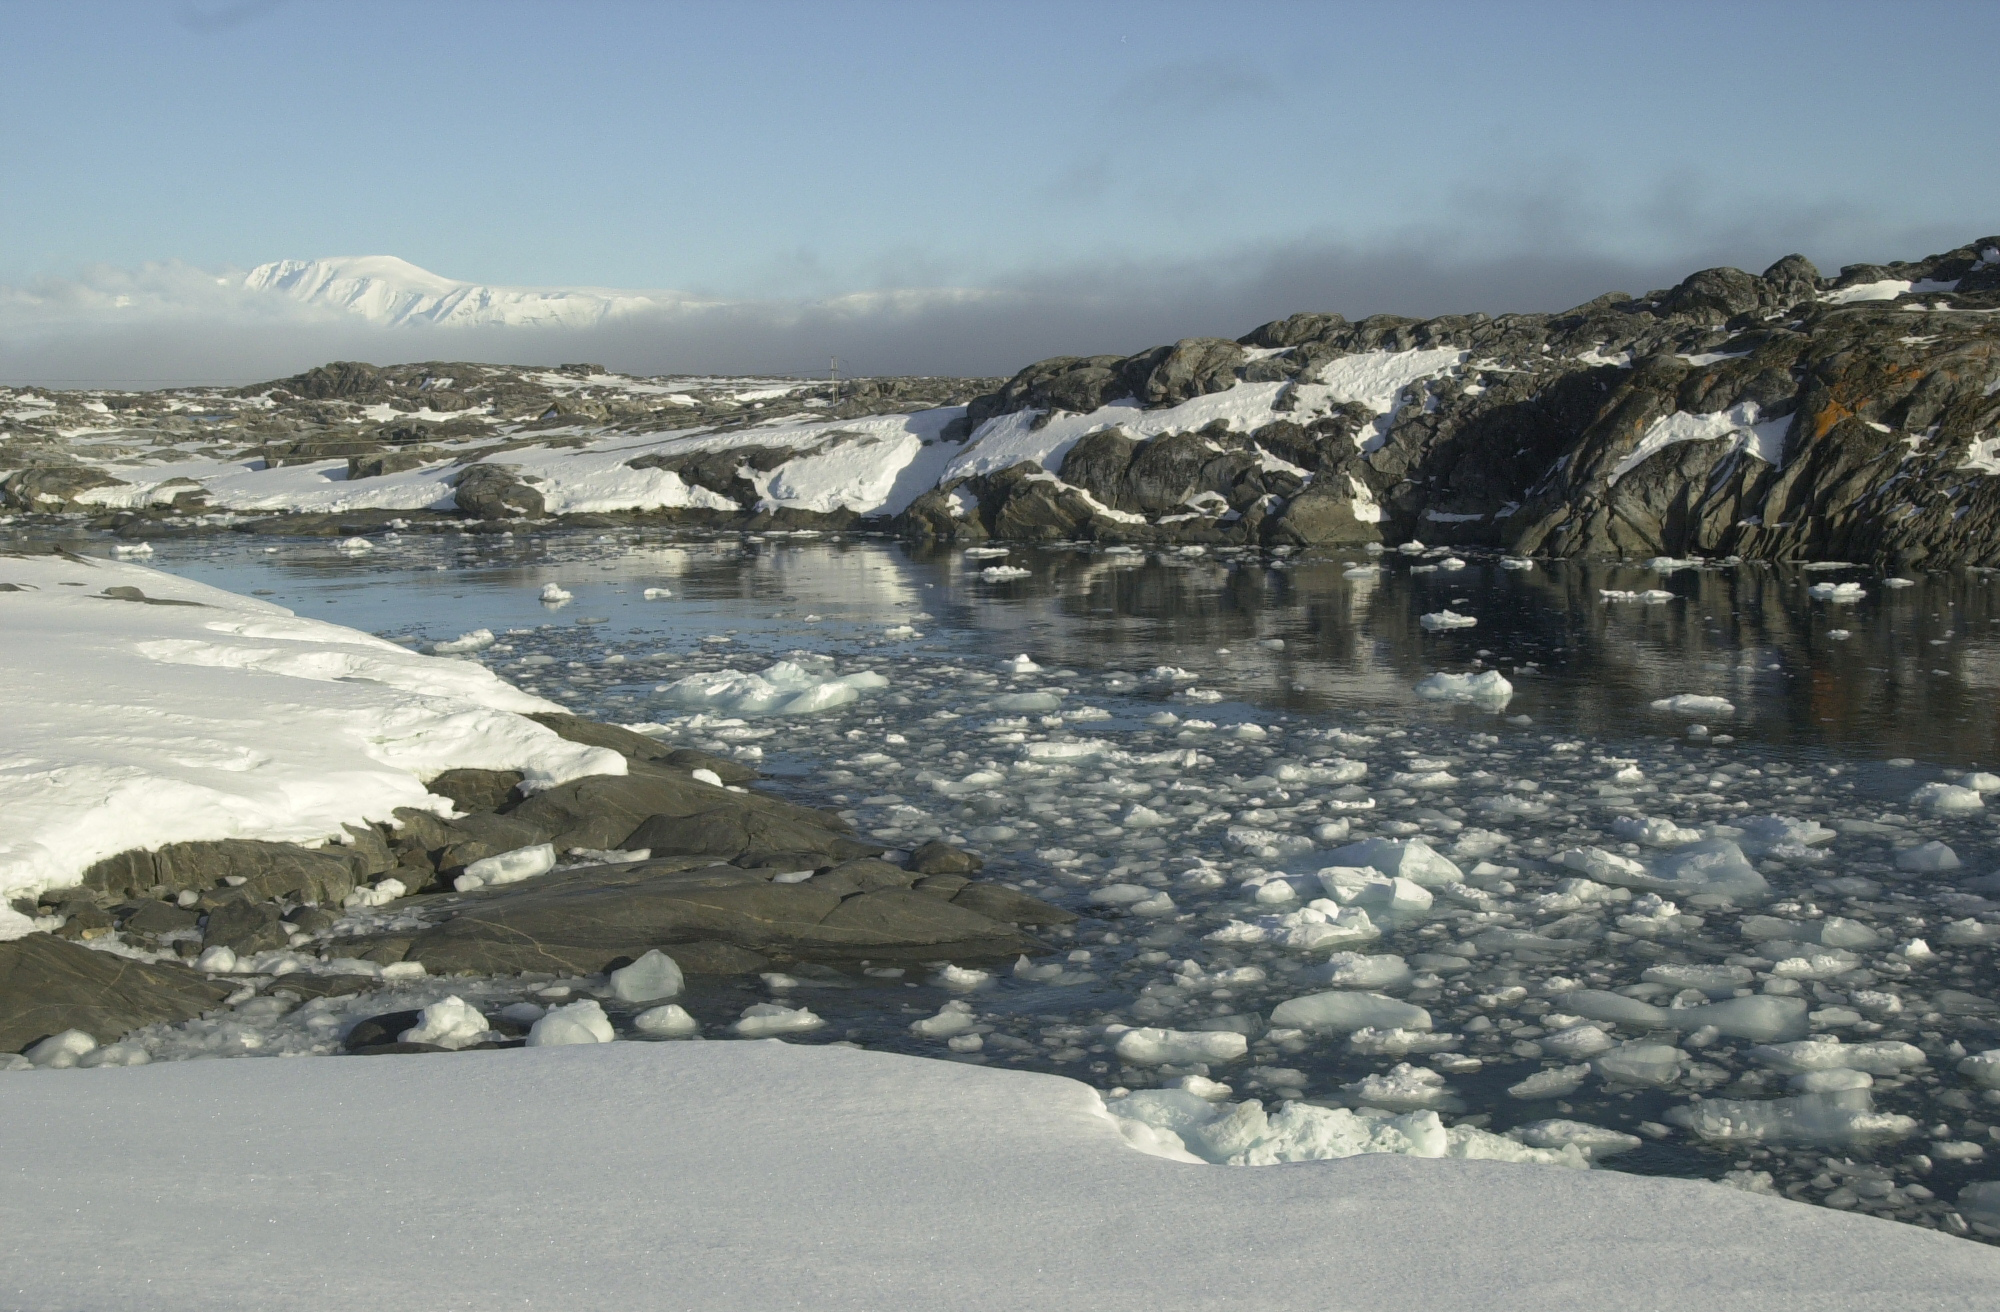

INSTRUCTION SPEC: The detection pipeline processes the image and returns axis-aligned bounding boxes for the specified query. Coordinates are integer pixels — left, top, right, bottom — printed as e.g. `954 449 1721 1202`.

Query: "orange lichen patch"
1809 402 1852 442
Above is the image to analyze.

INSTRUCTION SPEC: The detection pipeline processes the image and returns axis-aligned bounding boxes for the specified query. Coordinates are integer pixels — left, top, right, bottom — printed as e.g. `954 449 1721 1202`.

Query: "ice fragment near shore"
431 628 496 654
400 996 497 1050
735 1004 826 1037
527 1000 614 1046
1667 1089 1917 1145
609 950 684 1003
633 1004 700 1036
1111 1026 1249 1066
455 842 555 892
1420 610 1477 630
1107 1091 1585 1168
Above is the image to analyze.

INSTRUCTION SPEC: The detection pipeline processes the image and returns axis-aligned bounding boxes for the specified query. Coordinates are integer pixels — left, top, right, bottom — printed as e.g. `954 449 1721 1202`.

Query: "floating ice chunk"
1790 1068 1872 1093
1001 654 1042 675
1508 1065 1592 1100
1747 1038 1927 1075
1312 952 1414 991
539 583 573 604
1733 815 1838 856
609 949 684 1003
1627 838 1767 900
399 996 495 1050
1322 837 1463 887
911 1000 978 1039
1539 1025 1617 1059
1346 1027 1461 1056
1556 990 1670 1029
932 964 991 991
1594 1041 1687 1087
431 628 496 654
1120 804 1168 828
1884 577 1917 588
25 1029 98 1069
1943 918 2000 945
526 1000 614 1046
1611 815 1703 845
1111 1026 1248 1066
656 660 890 716
1270 990 1430 1033
642 587 672 599
1342 564 1380 579
1910 782 1985 815
1961 1181 2000 1226
111 542 155 558
963 546 1010 559
1413 670 1512 706
1274 759 1367 785
455 842 555 892
1601 589 1674 603
1342 1063 1458 1111
1420 610 1477 630
1651 693 1734 715
1315 868 1433 916
337 537 373 556
1225 826 1314 859
1808 582 1866 602
979 566 1032 580
1667 1090 1917 1145
1677 996 1810 1042
1514 1120 1642 1159
734 1004 825 1038
1958 771 2000 793
1553 847 1649 883
1894 841 1960 871
1958 1050 2000 1089
1641 963 1753 997
1500 557 1534 570
632 1004 699 1036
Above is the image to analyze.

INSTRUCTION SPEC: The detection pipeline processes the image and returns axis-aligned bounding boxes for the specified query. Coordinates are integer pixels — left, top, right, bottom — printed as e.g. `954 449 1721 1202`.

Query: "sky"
1 0 1995 385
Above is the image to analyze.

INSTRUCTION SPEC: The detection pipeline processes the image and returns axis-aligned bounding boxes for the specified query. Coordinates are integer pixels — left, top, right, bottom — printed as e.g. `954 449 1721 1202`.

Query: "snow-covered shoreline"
0 551 622 921
7 1039 1995 1312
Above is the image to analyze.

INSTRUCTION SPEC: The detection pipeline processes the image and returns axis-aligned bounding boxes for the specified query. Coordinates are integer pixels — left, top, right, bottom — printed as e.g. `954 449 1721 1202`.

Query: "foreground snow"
0 553 621 919
3 1040 1993 1312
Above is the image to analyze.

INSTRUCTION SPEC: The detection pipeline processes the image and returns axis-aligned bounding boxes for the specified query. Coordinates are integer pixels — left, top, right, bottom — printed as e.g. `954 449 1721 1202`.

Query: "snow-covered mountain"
243 256 697 329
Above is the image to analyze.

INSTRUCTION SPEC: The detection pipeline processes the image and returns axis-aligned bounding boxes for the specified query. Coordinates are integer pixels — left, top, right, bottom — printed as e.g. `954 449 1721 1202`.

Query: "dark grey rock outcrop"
451 464 545 519
906 235 2000 565
0 935 228 1052
389 854 1068 978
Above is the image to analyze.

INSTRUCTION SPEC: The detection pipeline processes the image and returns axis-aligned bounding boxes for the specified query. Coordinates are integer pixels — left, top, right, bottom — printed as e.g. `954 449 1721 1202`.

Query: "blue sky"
2 0 1995 380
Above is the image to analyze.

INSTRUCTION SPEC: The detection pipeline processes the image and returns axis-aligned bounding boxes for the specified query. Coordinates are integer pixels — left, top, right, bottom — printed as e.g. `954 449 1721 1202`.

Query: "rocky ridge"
4 236 1999 566
2 712 1069 1056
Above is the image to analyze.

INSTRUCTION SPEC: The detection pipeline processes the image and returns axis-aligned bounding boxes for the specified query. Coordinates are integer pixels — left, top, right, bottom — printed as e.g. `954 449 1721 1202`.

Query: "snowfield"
4 1039 1994 1312
0 552 622 919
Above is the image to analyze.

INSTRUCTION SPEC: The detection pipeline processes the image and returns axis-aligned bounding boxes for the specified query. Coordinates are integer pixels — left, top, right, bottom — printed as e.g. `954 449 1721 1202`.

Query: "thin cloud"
0 201 1984 388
